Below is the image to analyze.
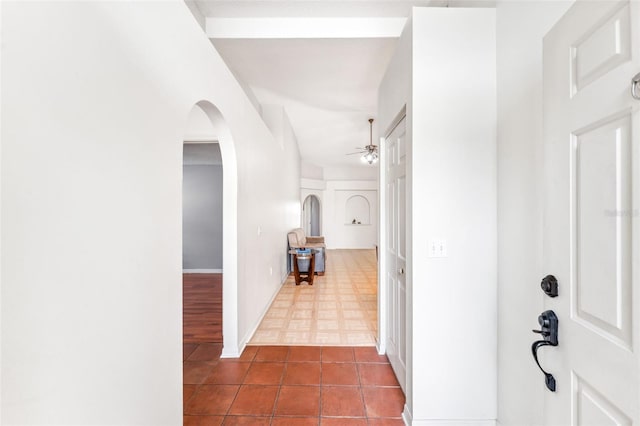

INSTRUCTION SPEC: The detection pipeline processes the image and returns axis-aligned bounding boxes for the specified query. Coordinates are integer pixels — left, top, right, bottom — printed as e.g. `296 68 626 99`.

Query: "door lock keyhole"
540 275 558 297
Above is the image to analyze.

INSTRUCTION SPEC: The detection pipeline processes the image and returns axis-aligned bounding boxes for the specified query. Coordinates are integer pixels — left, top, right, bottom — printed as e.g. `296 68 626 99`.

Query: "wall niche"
345 195 371 225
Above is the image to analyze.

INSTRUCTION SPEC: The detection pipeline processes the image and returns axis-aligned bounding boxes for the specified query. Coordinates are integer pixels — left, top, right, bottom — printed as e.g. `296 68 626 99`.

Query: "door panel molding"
571 2 631 95
572 372 632 426
570 112 633 349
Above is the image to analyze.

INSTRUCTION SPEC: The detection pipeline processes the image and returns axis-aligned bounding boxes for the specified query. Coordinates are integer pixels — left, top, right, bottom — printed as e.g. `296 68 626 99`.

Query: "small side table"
289 249 316 286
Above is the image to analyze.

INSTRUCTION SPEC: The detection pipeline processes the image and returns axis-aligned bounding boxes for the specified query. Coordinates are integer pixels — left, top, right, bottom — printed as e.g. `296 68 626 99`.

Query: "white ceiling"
196 1 444 19
192 0 490 168
213 37 397 167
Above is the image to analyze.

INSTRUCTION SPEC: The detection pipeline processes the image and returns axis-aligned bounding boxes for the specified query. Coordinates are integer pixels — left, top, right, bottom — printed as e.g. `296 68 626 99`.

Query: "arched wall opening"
182 101 239 357
302 194 321 236
183 143 223 271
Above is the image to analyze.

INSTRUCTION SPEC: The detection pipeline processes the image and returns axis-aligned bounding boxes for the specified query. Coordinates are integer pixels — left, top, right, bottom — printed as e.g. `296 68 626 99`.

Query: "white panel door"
385 116 407 392
543 1 639 424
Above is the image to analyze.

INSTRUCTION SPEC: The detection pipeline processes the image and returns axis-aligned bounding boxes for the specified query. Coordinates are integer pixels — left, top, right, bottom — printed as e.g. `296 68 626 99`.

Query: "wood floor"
183 273 222 343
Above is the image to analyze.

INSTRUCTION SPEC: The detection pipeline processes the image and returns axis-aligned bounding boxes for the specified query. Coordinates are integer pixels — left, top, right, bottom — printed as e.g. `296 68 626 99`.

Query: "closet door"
385 116 407 392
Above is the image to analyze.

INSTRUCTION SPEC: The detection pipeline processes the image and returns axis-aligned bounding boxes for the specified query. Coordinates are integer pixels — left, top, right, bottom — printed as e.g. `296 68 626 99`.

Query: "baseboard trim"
402 404 412 425
239 273 289 351
220 342 244 359
401 408 495 426
183 269 223 273
409 420 496 426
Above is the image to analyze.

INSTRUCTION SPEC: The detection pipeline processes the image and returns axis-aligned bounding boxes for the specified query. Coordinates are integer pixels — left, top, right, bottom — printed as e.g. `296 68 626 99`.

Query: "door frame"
378 106 409 361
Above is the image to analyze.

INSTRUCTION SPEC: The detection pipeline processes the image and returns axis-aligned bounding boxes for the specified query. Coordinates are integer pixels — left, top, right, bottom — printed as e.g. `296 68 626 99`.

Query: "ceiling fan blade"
346 152 365 155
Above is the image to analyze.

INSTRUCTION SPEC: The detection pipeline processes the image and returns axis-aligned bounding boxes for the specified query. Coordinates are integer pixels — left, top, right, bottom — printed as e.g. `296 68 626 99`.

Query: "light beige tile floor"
249 249 378 346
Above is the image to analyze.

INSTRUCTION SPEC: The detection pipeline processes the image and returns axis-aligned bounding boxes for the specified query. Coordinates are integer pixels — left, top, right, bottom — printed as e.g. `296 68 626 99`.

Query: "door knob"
398 268 404 275
531 310 559 392
632 72 640 100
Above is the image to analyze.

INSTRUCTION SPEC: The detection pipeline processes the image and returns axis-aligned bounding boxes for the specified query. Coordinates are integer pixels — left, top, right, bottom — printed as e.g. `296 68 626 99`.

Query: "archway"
182 101 239 358
302 194 321 236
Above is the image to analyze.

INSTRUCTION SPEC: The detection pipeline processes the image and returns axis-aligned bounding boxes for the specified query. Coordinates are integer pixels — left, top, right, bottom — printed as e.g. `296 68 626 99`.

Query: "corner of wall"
238 272 285 352
183 0 206 31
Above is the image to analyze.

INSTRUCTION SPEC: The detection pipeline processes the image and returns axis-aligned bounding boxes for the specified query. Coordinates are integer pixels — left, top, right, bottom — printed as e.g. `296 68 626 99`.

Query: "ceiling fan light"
362 151 377 165
354 118 378 165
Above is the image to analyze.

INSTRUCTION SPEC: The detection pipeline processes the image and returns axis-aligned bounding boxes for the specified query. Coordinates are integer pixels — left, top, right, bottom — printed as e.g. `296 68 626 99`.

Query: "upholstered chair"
287 228 326 274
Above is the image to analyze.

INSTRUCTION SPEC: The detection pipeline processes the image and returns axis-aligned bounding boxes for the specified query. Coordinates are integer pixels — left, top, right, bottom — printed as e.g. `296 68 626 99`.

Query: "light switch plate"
428 239 448 258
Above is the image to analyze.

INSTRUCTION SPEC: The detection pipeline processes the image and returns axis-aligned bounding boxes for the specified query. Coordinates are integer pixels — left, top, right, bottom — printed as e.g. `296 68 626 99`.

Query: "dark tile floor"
183 344 405 425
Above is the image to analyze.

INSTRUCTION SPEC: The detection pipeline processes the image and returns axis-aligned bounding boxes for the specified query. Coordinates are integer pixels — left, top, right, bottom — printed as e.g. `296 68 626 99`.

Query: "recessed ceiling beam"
206 17 407 39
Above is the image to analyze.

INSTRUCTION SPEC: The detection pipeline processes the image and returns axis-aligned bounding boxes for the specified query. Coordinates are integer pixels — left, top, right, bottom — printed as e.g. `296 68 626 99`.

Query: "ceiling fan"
347 118 378 164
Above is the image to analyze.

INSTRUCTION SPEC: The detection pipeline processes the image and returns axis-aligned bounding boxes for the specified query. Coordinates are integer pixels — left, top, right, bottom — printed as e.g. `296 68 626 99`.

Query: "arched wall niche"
345 195 371 225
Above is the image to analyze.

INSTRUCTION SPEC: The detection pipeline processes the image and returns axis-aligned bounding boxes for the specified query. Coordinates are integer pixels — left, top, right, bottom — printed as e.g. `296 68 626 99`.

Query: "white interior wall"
379 7 497 424
324 181 378 249
323 165 378 181
411 8 497 422
184 0 205 30
495 2 573 425
1 2 300 424
377 12 413 417
301 161 324 180
261 105 286 149
184 104 218 141
255 104 302 284
301 178 378 249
